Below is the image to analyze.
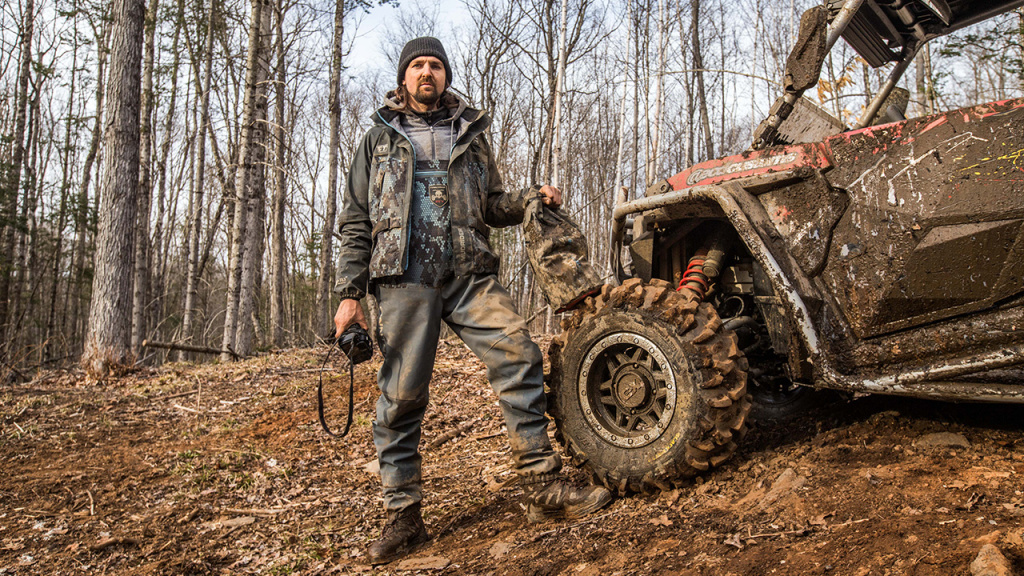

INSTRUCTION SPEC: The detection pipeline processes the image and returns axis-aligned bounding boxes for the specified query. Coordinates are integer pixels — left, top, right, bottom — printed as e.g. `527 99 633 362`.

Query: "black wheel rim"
578 332 677 448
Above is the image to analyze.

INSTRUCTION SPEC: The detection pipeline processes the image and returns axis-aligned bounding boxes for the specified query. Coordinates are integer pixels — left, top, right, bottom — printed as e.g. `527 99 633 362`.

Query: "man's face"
403 56 446 110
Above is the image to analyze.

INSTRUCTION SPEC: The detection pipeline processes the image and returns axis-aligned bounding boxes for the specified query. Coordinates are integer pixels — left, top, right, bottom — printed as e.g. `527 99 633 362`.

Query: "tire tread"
548 281 751 495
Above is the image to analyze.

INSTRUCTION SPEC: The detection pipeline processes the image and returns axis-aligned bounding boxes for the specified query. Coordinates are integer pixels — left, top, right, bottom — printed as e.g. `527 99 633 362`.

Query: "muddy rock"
914 432 971 449
970 544 1012 576
362 458 380 475
488 541 513 560
760 468 807 509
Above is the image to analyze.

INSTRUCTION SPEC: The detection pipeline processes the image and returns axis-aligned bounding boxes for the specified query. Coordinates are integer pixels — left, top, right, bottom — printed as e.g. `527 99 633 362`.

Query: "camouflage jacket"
334 93 538 300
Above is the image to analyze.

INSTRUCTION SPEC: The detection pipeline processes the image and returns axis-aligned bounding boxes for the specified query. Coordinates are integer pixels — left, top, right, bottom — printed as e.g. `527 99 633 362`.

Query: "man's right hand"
334 298 369 337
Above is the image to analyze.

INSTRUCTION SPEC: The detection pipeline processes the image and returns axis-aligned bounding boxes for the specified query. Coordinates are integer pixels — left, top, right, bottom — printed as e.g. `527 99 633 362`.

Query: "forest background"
0 0 1021 376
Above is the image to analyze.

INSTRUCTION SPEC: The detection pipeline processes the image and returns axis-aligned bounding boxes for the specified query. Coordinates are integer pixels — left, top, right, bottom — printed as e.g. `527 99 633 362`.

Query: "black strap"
317 342 354 438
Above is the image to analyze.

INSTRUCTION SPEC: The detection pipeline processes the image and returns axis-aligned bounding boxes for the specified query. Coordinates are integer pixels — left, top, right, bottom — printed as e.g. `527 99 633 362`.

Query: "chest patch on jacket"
429 184 448 207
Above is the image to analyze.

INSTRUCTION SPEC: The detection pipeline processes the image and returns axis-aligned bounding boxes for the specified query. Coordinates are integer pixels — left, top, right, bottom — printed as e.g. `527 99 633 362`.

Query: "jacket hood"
375 90 479 128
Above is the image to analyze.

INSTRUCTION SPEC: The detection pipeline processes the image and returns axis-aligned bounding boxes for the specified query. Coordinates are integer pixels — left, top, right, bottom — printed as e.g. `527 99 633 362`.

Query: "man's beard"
410 81 441 108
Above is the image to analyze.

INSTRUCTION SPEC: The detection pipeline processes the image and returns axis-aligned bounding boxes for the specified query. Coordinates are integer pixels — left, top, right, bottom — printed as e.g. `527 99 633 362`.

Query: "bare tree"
233 0 273 357
270 0 291 347
646 0 665 186
689 0 714 160
131 0 160 356
0 0 36 354
82 0 146 376
550 0 569 188
222 0 268 360
181 0 217 356
914 44 936 116
314 0 346 339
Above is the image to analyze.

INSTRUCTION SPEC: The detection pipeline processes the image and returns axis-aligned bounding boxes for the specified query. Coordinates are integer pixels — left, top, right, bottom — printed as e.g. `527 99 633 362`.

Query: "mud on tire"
548 278 751 494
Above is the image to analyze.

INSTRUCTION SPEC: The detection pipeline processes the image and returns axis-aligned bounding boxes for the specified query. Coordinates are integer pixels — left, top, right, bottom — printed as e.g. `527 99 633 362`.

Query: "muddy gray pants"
372 273 562 512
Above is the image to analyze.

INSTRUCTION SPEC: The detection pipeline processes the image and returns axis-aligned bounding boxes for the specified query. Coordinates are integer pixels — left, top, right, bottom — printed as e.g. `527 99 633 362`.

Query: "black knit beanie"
397 37 452 88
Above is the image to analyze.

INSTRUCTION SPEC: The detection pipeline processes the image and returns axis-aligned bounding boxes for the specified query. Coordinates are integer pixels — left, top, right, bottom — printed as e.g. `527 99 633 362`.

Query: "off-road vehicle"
547 0 1024 493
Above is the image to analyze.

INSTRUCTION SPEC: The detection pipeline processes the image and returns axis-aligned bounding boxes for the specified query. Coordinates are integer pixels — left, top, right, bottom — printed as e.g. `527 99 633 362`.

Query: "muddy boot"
521 473 613 523
365 503 430 565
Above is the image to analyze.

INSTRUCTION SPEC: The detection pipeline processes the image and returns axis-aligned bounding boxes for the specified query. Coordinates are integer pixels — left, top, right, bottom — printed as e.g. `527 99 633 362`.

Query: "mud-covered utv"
546 0 1024 493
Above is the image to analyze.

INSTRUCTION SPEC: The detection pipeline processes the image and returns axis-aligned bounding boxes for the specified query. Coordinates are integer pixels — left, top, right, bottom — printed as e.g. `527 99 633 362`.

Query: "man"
333 37 612 564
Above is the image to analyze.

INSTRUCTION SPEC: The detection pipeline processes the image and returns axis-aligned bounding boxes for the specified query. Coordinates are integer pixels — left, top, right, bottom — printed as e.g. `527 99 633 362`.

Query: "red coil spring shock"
677 250 710 301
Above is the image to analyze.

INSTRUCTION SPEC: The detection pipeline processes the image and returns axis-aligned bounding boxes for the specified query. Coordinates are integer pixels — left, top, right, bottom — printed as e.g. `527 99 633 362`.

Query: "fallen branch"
90 536 141 552
273 367 342 376
747 528 810 539
471 429 505 442
153 389 199 401
221 507 291 516
827 518 871 529
142 340 238 359
173 404 200 414
426 418 481 450
20 509 59 517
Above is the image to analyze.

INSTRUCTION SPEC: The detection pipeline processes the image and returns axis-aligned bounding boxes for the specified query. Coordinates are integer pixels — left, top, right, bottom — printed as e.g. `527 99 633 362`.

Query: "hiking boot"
521 473 613 523
365 503 430 565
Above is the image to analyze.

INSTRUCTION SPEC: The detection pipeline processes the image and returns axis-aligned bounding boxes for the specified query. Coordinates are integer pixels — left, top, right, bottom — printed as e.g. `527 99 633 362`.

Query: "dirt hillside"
2 344 1022 575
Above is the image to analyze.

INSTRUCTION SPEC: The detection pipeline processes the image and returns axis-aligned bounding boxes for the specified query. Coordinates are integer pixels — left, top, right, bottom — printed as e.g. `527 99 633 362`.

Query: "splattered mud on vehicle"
823 98 1024 338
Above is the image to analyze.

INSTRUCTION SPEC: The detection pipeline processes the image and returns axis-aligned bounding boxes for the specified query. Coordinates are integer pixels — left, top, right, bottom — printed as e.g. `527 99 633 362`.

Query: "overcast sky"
343 0 472 80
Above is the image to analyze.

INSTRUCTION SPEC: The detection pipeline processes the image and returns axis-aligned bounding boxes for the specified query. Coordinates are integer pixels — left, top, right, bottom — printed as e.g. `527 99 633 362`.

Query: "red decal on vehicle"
667 143 830 191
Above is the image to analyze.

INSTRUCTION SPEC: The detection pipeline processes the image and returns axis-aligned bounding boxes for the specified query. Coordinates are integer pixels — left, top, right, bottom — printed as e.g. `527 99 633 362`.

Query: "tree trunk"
222 0 266 360
197 131 232 283
613 0 633 203
631 2 643 193
82 0 146 376
271 0 291 347
229 0 271 358
181 0 216 357
9 81 43 353
550 0 568 189
131 0 159 356
0 0 35 355
690 0 714 160
148 0 182 347
914 44 935 116
314 0 346 339
646 0 665 187
197 197 226 280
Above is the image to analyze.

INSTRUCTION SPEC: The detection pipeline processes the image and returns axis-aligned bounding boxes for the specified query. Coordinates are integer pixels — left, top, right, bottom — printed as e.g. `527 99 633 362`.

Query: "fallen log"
142 340 239 359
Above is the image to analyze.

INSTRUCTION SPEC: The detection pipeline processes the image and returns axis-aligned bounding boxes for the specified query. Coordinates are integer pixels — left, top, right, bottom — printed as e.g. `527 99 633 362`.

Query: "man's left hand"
539 185 562 209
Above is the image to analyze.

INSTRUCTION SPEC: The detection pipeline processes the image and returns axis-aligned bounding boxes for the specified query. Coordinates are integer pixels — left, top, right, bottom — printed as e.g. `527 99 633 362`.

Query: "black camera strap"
317 342 354 438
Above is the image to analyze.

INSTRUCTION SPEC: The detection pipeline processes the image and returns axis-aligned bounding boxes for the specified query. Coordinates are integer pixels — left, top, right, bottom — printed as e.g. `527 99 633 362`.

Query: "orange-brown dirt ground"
2 342 1023 575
